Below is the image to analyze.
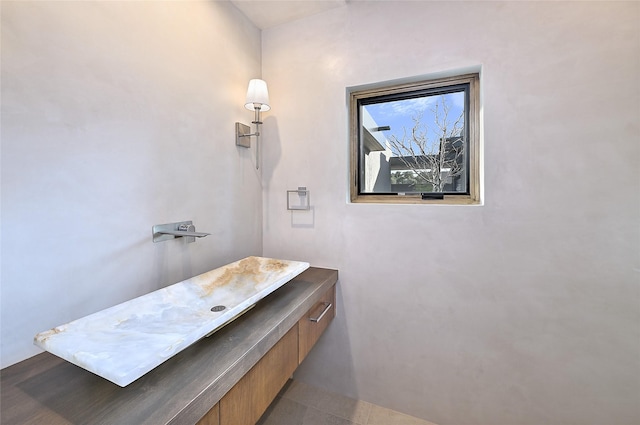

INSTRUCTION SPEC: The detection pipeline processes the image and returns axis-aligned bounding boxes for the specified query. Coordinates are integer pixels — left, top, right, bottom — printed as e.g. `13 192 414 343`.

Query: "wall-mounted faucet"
152 221 210 243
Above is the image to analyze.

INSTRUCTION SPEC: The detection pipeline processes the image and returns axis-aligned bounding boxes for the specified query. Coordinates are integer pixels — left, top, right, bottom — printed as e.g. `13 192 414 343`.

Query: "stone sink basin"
34 256 309 387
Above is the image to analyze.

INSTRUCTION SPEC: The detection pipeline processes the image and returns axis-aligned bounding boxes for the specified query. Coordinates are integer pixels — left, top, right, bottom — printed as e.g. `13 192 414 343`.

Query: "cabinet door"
298 284 336 363
219 324 298 425
196 403 219 425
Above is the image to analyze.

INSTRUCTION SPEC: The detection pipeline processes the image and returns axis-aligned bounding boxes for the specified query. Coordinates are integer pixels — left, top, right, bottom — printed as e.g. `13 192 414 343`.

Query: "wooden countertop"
0 267 338 425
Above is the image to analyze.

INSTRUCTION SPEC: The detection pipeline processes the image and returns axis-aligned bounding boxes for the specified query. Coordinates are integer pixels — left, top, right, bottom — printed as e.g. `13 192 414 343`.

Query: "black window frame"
349 73 480 205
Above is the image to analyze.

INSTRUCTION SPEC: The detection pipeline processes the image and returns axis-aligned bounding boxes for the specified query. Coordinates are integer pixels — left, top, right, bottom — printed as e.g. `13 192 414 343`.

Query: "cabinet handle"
309 302 332 323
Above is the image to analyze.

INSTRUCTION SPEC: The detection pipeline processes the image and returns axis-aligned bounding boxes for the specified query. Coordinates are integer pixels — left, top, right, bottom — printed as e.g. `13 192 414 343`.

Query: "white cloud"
389 97 437 115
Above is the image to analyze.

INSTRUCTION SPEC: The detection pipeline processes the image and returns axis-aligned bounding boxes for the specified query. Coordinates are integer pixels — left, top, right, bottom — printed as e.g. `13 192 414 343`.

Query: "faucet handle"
179 223 196 243
178 224 196 232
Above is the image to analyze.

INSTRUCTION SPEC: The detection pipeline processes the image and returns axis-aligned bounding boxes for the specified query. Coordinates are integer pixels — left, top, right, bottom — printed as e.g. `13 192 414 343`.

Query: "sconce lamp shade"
244 79 270 111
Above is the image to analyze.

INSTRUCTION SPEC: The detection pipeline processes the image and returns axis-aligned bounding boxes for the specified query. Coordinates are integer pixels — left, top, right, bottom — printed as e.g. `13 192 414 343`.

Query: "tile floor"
257 380 438 425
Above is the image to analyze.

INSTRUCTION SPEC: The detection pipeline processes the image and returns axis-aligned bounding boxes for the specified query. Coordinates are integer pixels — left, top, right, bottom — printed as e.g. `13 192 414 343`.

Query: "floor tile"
262 380 437 425
257 396 306 425
281 380 372 424
258 395 357 425
302 406 356 425
367 404 439 425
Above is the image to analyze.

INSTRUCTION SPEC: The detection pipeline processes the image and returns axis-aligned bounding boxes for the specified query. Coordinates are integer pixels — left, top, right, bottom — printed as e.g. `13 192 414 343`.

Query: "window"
349 73 480 204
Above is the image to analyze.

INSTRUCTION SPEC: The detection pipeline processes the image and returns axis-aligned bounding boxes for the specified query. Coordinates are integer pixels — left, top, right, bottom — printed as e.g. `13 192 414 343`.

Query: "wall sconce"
236 79 270 169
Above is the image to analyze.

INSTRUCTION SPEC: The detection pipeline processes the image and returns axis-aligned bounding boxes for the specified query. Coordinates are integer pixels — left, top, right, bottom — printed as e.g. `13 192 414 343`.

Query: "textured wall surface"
1 1 263 368
261 2 640 424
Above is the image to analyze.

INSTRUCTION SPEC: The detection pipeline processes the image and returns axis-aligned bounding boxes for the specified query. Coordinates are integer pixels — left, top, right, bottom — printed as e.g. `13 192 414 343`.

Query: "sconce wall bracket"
235 122 253 148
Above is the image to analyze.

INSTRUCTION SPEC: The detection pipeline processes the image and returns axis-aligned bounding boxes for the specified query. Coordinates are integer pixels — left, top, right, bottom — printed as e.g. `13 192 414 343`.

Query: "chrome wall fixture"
287 187 310 210
236 79 270 169
152 221 210 243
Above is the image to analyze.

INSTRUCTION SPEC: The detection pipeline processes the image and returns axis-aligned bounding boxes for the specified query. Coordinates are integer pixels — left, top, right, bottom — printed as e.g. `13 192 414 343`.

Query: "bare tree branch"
387 95 465 192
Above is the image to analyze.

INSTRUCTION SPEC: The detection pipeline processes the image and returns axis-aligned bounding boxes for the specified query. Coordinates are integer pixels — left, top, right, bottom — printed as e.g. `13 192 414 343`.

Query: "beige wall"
1 1 263 367
261 2 640 424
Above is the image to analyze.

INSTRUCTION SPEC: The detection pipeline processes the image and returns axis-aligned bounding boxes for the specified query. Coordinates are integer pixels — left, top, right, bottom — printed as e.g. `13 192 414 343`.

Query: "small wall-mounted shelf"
287 187 310 210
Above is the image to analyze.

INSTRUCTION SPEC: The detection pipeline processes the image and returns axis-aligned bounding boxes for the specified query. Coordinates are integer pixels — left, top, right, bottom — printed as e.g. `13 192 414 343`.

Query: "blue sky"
364 91 465 156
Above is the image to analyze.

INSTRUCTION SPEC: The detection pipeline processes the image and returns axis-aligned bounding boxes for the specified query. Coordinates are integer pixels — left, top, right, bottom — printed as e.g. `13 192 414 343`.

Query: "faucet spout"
152 221 210 243
157 230 210 238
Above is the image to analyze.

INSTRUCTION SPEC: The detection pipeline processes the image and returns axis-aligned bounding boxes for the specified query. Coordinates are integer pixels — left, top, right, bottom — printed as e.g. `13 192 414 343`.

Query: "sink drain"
210 305 226 312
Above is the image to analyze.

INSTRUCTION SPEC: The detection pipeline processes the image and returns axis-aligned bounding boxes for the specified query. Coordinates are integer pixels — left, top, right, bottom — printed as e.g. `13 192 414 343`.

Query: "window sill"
350 194 480 205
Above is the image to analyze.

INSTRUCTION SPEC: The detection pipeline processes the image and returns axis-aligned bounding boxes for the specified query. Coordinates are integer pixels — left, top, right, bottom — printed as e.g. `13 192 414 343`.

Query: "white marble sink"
34 256 309 387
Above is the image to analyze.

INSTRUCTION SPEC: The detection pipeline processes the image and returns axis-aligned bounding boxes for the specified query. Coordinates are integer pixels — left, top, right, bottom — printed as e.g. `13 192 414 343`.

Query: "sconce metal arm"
238 129 260 138
235 119 263 170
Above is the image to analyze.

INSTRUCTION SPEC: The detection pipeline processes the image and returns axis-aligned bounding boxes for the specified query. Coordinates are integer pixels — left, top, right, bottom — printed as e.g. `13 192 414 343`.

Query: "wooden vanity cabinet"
196 404 219 425
299 284 336 363
196 326 298 425
220 324 298 425
197 283 336 425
